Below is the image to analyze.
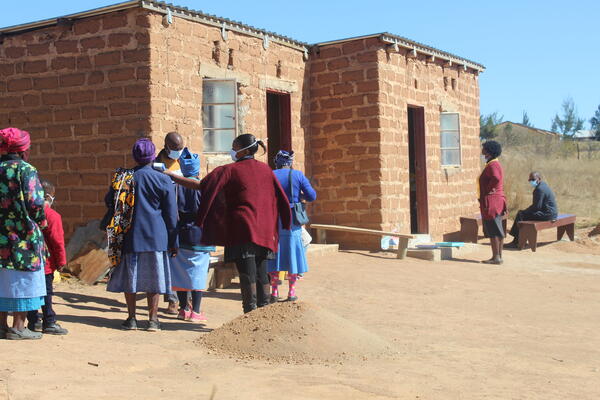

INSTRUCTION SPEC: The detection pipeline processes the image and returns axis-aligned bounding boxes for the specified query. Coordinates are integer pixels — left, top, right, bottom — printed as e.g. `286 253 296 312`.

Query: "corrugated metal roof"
0 1 484 70
316 32 485 71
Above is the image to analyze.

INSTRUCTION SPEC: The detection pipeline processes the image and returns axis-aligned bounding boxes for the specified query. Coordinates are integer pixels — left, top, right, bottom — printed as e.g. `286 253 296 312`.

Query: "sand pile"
200 301 394 363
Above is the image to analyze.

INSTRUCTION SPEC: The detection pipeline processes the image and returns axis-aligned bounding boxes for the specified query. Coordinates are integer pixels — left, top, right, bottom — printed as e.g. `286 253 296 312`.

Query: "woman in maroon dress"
165 134 291 313
479 140 507 265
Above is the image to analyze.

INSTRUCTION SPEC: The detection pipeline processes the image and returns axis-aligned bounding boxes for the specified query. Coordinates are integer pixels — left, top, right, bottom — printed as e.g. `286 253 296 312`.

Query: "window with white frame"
202 79 237 152
440 112 461 166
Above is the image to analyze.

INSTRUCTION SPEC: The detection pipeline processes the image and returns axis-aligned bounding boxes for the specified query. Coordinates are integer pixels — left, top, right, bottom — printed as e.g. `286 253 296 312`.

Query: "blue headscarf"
179 148 200 177
274 150 294 169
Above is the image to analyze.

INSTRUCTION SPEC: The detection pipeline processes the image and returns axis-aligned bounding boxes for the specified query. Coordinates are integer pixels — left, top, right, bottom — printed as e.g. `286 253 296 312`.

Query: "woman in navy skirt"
104 138 178 332
268 151 316 302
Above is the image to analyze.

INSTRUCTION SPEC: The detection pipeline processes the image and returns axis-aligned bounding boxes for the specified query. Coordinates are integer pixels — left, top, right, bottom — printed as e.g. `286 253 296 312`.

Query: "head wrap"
274 150 294 168
0 127 31 153
179 147 200 177
132 138 156 165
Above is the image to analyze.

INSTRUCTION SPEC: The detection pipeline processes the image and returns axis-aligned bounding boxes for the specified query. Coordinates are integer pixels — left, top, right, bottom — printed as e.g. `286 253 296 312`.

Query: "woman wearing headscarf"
0 127 47 340
104 138 178 331
170 149 214 323
165 134 291 314
479 140 507 265
267 151 316 302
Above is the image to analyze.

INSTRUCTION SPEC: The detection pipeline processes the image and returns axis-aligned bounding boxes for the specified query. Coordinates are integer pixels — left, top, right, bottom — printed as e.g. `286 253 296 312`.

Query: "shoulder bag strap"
288 168 294 203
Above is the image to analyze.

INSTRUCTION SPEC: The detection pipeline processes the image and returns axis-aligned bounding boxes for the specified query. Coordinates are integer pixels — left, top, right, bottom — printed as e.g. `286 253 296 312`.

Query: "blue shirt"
105 164 178 253
273 168 317 205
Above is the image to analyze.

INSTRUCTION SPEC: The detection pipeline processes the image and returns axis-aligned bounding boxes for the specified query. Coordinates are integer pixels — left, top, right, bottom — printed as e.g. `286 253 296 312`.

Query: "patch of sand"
200 301 394 363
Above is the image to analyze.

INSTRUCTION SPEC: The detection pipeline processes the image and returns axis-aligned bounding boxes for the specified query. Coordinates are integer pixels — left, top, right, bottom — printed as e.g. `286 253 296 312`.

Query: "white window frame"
440 112 462 167
202 78 238 153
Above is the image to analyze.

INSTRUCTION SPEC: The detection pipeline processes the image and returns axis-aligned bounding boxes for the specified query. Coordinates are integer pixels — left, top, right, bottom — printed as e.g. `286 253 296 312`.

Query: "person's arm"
197 167 228 228
298 172 317 202
164 170 201 190
161 179 179 256
45 210 67 271
531 187 545 212
22 165 47 230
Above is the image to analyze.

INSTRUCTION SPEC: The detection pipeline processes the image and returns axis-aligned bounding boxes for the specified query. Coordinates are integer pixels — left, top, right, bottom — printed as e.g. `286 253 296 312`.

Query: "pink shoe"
177 308 191 320
189 311 208 323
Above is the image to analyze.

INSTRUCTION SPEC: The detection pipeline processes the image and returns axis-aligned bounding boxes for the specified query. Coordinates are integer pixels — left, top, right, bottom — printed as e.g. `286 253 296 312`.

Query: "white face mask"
230 141 257 162
166 146 183 160
46 195 55 206
481 155 488 163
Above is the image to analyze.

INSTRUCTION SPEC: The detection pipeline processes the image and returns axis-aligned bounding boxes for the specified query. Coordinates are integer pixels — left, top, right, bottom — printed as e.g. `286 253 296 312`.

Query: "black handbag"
289 169 309 225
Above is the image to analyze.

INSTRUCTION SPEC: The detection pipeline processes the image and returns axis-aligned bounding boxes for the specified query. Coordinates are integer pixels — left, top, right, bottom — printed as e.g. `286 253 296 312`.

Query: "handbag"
289 169 309 225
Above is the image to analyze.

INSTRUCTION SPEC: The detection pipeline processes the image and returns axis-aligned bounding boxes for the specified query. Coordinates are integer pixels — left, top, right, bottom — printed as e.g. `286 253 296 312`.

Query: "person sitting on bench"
507 171 558 247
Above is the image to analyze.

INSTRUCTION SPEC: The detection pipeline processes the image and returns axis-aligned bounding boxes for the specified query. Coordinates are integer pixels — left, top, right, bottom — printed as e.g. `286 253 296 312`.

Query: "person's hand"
169 248 178 257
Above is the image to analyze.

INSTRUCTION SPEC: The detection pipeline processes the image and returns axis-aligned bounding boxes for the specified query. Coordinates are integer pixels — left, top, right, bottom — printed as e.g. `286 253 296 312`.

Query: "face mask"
481 155 488 163
46 195 55 206
166 147 183 160
529 180 538 188
230 141 258 162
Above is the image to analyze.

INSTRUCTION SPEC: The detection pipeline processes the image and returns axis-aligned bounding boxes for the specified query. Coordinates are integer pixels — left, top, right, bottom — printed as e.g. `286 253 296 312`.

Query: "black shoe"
146 320 161 332
121 317 137 330
287 296 298 302
42 323 69 335
27 319 42 332
269 295 279 304
505 240 519 249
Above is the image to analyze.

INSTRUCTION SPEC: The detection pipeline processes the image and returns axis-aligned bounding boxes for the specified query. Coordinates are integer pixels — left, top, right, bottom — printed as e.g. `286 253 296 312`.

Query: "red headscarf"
0 127 31 153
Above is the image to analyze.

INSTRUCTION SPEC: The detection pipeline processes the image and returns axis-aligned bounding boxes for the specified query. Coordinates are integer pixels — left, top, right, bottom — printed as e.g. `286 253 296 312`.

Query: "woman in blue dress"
268 151 317 302
169 149 214 323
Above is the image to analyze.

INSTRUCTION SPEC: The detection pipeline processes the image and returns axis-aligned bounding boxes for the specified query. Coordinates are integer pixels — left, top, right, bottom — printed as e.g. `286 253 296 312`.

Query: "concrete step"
408 234 432 247
407 243 480 262
306 243 339 257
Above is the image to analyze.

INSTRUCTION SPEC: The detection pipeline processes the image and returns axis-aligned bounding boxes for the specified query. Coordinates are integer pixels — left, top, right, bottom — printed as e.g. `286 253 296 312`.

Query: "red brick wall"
309 38 481 247
145 13 309 174
308 38 384 248
0 9 151 236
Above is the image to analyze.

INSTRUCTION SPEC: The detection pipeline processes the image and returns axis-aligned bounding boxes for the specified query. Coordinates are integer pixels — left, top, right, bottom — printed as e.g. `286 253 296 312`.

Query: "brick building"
0 1 484 248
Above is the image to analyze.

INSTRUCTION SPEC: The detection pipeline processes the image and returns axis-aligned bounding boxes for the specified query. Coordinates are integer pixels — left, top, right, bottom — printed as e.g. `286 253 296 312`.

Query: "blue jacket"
105 164 178 253
273 168 317 205
175 182 214 251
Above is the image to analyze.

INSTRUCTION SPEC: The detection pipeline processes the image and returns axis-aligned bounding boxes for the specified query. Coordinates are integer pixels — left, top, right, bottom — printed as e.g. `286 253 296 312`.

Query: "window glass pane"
202 104 235 129
203 80 235 103
441 149 460 165
440 113 459 131
441 131 460 148
203 129 236 152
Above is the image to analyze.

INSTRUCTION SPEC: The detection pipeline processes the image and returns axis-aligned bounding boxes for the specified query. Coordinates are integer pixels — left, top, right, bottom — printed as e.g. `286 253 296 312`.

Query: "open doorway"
407 106 429 234
266 91 291 168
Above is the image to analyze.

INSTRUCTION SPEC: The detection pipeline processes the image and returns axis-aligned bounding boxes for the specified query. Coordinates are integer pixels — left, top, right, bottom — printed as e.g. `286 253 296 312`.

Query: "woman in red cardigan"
165 134 291 313
479 140 507 265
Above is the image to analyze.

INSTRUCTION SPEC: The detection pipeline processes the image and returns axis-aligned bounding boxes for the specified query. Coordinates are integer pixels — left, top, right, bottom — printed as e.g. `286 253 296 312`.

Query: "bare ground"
2 229 599 400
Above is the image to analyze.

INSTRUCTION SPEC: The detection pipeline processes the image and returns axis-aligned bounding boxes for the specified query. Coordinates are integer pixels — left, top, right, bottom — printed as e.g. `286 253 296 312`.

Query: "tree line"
481 98 600 140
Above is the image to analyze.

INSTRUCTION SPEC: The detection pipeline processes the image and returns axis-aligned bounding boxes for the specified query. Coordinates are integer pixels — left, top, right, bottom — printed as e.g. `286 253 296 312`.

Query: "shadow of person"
55 291 144 308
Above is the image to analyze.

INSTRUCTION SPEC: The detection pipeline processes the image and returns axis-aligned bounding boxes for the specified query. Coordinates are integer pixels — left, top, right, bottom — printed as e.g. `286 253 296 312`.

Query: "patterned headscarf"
132 138 156 165
274 150 294 168
0 127 31 153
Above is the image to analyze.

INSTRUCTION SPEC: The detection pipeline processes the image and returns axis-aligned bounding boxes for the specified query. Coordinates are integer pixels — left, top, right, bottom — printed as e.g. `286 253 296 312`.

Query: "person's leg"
509 210 524 240
176 291 189 311
288 274 298 300
269 271 279 299
41 273 57 327
124 292 137 319
12 312 27 330
147 293 160 321
255 255 270 308
26 309 39 329
235 257 257 313
191 291 202 314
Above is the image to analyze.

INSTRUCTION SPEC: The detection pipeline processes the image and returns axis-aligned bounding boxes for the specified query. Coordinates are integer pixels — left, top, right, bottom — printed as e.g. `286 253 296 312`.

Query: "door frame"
407 105 429 234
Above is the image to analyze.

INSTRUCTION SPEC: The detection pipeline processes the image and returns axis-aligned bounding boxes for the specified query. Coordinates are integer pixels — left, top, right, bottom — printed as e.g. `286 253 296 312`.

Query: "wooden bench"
459 214 508 243
518 214 576 252
310 224 414 259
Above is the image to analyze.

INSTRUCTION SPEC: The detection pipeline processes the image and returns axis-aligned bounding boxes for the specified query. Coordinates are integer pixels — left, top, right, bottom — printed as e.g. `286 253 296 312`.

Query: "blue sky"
2 0 598 131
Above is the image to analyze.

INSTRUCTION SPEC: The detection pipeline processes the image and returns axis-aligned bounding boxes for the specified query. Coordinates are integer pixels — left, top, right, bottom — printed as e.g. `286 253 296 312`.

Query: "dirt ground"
2 230 599 400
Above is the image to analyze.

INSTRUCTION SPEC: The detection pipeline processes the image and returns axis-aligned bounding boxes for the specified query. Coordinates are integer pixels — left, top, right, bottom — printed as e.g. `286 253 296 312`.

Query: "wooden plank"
310 224 413 239
519 214 576 230
75 249 111 285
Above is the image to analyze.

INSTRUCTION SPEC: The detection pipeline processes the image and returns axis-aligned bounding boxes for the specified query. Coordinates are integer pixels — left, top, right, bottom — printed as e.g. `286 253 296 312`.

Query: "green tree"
480 112 503 140
590 105 600 140
521 111 532 127
550 97 585 137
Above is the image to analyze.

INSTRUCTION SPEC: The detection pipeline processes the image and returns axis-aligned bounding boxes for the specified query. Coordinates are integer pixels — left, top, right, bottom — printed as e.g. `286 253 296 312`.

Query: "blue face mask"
529 180 539 188
166 147 183 160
